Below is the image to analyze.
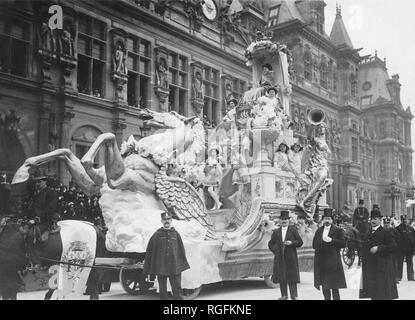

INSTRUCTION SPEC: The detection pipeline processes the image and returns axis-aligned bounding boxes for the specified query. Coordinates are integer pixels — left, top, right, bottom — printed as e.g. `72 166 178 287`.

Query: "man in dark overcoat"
313 208 347 300
383 217 400 283
143 211 190 300
395 215 415 281
353 199 370 234
360 209 398 300
27 175 58 266
29 175 58 234
268 210 303 300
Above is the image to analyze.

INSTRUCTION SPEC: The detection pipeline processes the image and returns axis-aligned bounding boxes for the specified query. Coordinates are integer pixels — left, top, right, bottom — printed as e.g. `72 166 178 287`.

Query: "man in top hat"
395 215 415 281
360 209 398 299
353 199 370 234
143 211 190 300
312 208 347 300
268 210 303 300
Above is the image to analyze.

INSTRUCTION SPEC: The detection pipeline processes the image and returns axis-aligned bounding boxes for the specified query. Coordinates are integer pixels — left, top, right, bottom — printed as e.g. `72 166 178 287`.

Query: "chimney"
386 74 401 106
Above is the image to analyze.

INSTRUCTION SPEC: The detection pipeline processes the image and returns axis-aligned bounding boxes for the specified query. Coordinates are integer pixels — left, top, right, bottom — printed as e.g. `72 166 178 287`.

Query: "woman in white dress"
288 142 304 176
274 142 290 171
203 144 223 210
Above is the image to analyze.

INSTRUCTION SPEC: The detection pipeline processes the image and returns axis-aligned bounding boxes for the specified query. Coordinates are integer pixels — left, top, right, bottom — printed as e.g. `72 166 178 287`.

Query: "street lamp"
384 179 401 217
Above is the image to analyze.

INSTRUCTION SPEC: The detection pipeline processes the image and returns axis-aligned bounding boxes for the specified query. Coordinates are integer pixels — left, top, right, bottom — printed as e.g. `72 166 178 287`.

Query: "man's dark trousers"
158 274 183 300
397 253 414 280
280 282 297 299
323 288 340 300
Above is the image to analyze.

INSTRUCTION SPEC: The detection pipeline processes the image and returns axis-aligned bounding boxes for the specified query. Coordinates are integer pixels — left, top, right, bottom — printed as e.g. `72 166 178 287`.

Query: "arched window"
304 51 312 81
320 61 328 89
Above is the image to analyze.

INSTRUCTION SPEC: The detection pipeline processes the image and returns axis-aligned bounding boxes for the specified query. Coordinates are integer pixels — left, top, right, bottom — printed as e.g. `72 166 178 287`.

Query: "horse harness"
0 218 120 271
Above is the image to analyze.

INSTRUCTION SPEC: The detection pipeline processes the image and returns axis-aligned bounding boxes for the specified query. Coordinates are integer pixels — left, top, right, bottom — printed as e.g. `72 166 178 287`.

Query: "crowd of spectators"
1 176 106 231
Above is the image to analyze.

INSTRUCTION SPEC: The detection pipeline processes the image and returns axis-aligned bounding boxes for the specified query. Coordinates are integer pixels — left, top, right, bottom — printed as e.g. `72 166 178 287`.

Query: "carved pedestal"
59 55 77 94
38 49 57 86
251 127 280 167
154 85 170 112
191 98 204 117
250 166 276 201
111 71 128 104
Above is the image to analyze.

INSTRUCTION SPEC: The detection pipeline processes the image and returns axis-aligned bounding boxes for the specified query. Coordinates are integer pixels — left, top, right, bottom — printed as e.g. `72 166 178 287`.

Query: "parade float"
12 33 332 299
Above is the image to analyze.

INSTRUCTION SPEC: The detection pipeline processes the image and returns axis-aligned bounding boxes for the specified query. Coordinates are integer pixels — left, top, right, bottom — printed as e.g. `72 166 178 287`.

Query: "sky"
324 0 415 180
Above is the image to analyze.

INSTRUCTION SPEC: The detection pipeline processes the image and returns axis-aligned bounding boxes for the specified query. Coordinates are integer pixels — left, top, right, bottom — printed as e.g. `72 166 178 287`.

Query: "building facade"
0 0 413 217
264 0 413 217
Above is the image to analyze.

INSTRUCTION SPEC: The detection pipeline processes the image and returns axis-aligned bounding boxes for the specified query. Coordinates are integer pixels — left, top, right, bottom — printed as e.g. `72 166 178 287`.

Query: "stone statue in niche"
299 112 307 135
379 120 386 138
225 83 234 101
58 22 74 57
113 42 127 75
193 71 203 100
40 21 56 52
293 109 300 133
156 58 168 88
332 120 341 145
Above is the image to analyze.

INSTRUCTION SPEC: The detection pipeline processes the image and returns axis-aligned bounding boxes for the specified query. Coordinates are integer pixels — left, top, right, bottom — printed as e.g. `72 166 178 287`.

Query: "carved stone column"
38 97 52 155
190 61 204 117
59 109 75 184
221 74 234 117
112 119 127 147
154 46 170 112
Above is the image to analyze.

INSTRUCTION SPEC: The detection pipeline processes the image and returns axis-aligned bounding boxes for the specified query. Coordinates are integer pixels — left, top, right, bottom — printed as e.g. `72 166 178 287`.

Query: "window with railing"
77 14 106 97
168 53 188 115
351 137 358 162
350 73 357 98
362 159 366 178
320 62 328 89
202 66 220 125
0 16 31 77
304 51 312 81
368 161 373 180
126 36 151 108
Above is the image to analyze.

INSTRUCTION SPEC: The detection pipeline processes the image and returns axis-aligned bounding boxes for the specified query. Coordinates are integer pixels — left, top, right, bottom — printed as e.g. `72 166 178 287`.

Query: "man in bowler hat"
313 208 347 300
143 211 190 300
268 210 303 300
360 209 398 299
395 215 415 281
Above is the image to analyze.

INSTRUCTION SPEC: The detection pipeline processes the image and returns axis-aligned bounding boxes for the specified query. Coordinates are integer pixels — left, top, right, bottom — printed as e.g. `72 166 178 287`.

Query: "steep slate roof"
329 9 354 48
277 0 306 24
358 57 392 104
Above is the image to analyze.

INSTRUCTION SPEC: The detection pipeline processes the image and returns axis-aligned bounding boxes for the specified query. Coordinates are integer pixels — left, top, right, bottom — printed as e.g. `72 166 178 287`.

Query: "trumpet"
307 108 326 126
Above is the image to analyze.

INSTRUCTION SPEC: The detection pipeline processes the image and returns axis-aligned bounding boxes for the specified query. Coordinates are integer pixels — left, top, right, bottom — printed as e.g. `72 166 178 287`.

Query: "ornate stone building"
0 0 413 217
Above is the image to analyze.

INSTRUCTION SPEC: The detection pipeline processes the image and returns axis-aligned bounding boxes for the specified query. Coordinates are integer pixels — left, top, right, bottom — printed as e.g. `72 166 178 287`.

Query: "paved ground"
17 268 415 300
